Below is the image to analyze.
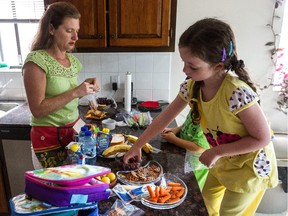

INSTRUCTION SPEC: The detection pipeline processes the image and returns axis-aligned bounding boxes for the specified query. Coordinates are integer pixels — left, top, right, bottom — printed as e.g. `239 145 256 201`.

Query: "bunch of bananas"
102 144 131 157
125 135 153 154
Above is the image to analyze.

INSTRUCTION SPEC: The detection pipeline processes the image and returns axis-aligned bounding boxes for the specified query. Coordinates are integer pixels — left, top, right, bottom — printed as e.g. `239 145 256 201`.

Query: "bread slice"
110 134 125 146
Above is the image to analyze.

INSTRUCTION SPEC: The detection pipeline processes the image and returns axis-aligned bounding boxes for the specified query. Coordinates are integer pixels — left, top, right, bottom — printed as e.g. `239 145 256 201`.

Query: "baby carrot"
159 186 169 196
155 186 160 197
167 182 181 187
147 197 158 202
147 185 155 198
158 194 171 203
171 186 185 191
167 197 180 203
170 190 178 199
176 188 185 197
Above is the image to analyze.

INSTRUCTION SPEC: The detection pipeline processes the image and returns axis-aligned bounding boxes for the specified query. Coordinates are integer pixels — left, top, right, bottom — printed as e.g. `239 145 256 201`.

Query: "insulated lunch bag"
24 164 111 207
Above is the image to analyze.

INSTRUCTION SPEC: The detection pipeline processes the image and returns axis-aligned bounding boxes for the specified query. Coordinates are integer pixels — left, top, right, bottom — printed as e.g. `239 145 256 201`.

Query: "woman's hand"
75 78 101 98
199 148 221 168
84 78 101 92
123 145 142 163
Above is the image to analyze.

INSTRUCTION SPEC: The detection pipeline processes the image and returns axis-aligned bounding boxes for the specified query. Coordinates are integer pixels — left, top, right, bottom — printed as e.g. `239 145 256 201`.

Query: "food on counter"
107 172 116 182
146 183 185 204
102 144 131 157
124 112 152 129
125 134 153 153
118 161 162 183
85 109 107 120
96 97 117 110
110 134 125 146
108 207 126 216
101 176 111 184
115 155 142 171
97 172 117 187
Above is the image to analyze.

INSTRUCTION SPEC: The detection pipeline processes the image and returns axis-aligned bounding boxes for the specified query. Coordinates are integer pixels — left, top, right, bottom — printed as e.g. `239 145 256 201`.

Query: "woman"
23 2 100 168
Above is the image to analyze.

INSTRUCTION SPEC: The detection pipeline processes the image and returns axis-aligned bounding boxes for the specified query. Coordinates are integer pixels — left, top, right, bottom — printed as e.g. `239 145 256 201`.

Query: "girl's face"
50 17 80 52
179 47 219 81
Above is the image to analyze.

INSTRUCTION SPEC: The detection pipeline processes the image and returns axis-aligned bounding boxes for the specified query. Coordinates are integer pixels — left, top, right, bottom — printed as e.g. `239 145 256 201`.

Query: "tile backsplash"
0 53 171 103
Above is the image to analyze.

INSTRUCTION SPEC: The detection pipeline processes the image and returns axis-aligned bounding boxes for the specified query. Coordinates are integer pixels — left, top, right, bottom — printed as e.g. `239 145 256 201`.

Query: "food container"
102 118 116 130
141 173 188 209
116 161 163 185
96 96 117 110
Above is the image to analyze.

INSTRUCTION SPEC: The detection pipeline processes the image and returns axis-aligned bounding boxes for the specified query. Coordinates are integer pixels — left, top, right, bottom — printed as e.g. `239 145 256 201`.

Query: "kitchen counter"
79 105 208 216
0 103 208 215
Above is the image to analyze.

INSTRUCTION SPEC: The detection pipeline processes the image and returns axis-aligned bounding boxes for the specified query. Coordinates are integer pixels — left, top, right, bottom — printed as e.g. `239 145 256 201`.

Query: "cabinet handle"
110 34 116 39
98 34 103 39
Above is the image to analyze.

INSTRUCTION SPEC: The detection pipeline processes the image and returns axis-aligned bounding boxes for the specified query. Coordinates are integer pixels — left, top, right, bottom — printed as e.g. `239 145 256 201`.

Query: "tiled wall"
0 53 171 103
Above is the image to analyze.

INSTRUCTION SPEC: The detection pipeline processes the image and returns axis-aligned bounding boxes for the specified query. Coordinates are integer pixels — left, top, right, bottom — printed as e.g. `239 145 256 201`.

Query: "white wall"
171 0 287 133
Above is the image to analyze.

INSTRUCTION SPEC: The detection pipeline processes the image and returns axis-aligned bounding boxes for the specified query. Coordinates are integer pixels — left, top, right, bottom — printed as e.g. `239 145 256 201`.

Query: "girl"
124 18 278 215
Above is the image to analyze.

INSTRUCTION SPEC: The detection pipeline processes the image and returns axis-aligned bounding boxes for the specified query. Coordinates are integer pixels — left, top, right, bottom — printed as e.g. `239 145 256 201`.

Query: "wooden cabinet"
44 0 176 52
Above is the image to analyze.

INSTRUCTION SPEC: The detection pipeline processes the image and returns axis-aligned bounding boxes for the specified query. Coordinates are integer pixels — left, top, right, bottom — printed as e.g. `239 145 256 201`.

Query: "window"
0 0 44 67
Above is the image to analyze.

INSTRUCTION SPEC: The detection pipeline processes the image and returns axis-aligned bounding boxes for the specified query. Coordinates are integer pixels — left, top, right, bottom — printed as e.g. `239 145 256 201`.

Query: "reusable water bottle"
78 125 88 142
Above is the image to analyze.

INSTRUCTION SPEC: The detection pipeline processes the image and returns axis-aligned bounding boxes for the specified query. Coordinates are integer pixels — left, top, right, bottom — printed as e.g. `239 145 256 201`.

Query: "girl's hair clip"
191 98 198 102
221 48 226 62
228 41 233 56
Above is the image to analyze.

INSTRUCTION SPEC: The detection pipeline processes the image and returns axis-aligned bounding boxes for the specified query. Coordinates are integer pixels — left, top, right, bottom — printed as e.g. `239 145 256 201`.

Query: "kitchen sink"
0 101 22 118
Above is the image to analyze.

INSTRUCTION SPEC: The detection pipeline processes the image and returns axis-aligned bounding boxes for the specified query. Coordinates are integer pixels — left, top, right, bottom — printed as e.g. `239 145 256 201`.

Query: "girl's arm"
123 95 187 163
23 62 99 118
161 131 206 153
199 103 271 167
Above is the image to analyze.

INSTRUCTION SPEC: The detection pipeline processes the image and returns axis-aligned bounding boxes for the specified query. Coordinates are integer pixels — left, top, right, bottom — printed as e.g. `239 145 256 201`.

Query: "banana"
102 144 131 157
125 135 153 154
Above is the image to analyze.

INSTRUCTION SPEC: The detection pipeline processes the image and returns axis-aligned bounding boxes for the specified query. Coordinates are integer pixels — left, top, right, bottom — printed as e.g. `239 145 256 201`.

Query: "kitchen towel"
124 72 132 113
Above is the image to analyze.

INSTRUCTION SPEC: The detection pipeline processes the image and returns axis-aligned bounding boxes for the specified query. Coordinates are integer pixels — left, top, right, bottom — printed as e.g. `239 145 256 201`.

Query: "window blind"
0 0 44 23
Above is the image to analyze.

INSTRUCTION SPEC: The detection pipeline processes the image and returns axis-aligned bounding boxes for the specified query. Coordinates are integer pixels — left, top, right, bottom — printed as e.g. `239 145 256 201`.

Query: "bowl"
141 173 188 209
102 118 116 130
96 97 117 110
116 160 163 185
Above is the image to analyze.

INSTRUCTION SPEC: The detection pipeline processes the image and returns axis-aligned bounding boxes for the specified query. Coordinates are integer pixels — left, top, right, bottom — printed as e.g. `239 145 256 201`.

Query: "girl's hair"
31 2 81 51
179 18 257 124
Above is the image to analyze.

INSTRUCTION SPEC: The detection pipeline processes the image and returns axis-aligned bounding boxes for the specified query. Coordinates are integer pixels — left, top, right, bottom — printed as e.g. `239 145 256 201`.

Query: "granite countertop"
0 102 208 215
79 104 208 215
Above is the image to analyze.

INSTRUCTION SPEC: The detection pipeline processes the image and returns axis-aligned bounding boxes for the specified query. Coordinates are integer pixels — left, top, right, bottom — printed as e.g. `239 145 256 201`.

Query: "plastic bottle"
78 125 88 143
96 128 112 155
81 130 97 165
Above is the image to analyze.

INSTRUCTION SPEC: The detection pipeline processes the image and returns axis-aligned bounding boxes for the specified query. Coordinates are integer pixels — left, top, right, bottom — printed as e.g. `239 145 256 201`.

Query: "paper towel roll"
124 72 132 113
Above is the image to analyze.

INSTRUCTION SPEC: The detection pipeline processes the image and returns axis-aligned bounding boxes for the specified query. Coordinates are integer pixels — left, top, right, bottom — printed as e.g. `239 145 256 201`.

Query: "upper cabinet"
44 0 177 52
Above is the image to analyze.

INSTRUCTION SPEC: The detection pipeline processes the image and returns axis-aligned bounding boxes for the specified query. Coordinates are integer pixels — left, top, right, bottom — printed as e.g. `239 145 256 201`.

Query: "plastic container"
102 118 116 130
82 131 97 165
96 128 112 155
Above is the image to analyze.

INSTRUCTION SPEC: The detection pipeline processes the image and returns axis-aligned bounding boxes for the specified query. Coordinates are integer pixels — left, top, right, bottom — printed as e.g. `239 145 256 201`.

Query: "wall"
0 52 171 104
171 0 288 133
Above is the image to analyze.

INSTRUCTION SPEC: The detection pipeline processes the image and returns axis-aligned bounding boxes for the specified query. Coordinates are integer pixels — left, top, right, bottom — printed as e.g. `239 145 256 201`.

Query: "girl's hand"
123 145 142 163
160 131 177 143
199 148 221 168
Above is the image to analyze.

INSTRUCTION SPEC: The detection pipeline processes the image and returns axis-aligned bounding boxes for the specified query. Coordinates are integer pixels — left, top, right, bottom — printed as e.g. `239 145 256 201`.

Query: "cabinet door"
109 0 171 47
45 0 107 48
0 161 9 214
